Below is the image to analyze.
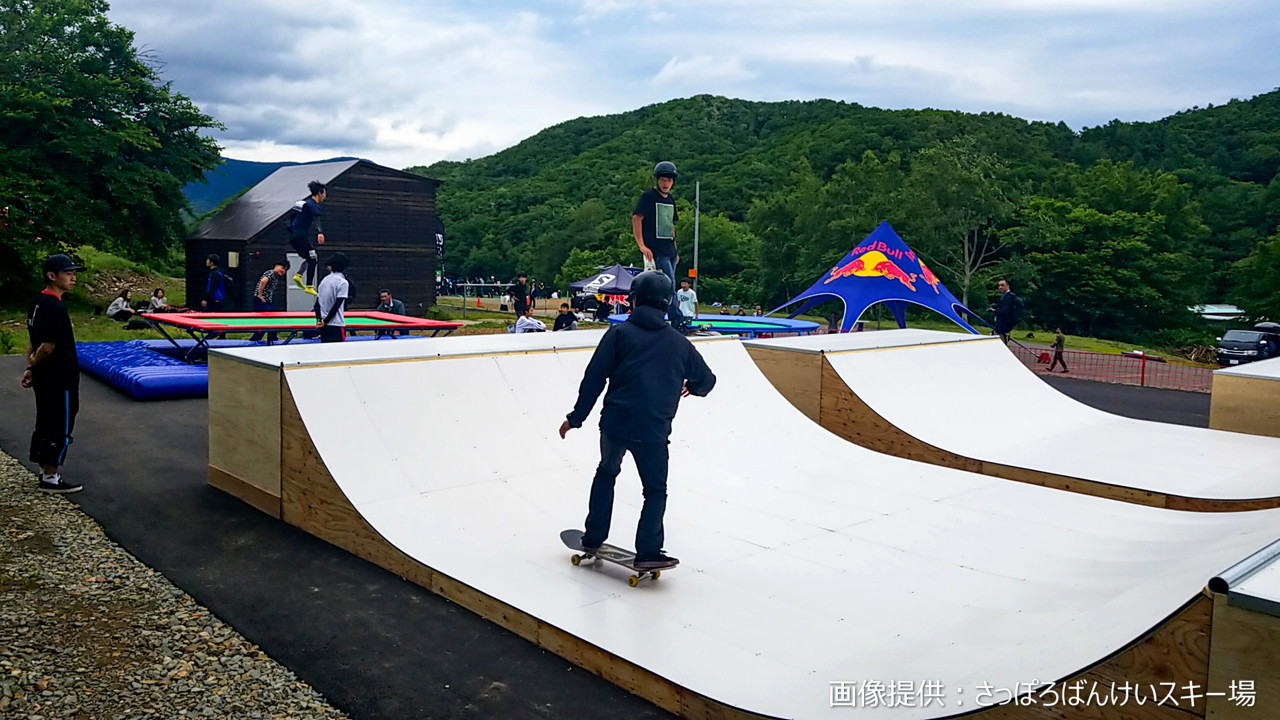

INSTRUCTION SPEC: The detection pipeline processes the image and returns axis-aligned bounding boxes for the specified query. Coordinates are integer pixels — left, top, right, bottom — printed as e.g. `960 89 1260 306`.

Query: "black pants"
1049 350 1068 371
250 299 278 342
320 325 346 343
582 433 669 558
30 381 79 468
289 235 318 285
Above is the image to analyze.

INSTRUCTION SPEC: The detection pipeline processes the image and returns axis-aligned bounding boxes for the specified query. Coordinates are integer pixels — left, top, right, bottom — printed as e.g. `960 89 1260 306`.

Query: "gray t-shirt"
317 272 350 327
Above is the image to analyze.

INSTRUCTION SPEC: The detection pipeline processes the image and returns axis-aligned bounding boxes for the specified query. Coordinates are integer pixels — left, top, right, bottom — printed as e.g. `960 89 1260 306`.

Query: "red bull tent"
770 221 985 333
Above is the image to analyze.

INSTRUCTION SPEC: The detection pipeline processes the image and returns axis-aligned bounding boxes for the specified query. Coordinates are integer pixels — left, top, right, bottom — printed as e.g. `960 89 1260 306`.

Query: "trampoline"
143 311 462 362
607 313 819 338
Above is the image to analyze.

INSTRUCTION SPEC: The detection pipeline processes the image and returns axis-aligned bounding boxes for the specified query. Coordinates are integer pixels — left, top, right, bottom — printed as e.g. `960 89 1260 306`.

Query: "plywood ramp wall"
207 355 283 517
1210 374 1280 439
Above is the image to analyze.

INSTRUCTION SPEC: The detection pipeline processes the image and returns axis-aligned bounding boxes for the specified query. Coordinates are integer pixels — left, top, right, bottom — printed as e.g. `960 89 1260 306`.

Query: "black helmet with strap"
630 270 673 311
652 161 678 178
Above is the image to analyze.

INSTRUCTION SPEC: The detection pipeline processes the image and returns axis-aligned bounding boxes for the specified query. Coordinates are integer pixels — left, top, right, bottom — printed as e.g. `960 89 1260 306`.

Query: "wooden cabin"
187 159 442 311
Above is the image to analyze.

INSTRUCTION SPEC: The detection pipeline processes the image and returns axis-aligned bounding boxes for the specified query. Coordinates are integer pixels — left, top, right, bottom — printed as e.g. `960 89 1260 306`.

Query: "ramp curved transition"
279 336 1280 718
747 330 1280 510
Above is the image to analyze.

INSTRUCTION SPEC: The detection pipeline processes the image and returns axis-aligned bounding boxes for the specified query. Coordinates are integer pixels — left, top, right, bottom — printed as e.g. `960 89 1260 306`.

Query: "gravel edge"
0 450 351 720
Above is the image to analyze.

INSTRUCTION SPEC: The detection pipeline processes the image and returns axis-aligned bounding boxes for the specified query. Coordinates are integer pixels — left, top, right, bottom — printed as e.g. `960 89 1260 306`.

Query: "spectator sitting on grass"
515 305 546 333
107 290 138 321
148 288 171 312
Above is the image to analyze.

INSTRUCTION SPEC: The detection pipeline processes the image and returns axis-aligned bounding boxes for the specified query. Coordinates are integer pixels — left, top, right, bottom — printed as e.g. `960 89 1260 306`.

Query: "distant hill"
184 156 360 214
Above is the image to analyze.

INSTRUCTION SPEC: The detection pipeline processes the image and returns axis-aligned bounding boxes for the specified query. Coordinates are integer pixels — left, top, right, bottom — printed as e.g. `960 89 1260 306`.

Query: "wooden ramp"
208 333 1280 719
1211 357 1280 439
746 330 1280 511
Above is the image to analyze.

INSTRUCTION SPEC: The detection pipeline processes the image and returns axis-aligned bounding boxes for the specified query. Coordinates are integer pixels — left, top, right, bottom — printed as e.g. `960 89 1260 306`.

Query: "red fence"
1010 345 1217 393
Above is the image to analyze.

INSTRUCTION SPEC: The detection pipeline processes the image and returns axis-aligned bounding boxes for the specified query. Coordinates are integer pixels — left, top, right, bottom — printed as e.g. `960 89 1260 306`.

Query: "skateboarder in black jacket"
559 271 716 570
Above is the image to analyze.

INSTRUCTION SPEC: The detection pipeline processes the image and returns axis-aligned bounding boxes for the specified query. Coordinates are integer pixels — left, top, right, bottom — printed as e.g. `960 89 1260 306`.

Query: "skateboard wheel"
652 571 661 579
627 576 640 587
570 554 581 566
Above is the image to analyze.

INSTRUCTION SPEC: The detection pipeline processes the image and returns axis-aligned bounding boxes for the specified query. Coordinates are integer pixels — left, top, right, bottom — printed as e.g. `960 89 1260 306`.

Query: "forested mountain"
408 91 1280 341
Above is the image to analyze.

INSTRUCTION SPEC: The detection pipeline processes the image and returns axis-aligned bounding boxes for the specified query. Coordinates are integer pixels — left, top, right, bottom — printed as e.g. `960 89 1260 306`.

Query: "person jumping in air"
288 180 327 296
559 271 716 570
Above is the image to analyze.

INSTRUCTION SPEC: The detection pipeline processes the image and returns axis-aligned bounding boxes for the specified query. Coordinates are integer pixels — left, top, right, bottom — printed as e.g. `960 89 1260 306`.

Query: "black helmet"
652 161 678 178
630 270 672 311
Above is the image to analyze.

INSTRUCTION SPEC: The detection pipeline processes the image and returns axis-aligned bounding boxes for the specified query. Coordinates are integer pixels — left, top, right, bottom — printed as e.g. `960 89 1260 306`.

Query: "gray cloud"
106 0 1280 166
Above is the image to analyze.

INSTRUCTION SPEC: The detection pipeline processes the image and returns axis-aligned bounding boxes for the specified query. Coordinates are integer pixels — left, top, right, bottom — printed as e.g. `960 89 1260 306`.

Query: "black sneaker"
38 478 83 494
634 553 679 570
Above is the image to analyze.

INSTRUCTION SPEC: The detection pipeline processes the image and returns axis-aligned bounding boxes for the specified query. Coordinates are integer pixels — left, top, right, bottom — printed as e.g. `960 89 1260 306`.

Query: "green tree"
1229 225 1280 320
0 0 222 296
1011 162 1206 337
893 138 1017 305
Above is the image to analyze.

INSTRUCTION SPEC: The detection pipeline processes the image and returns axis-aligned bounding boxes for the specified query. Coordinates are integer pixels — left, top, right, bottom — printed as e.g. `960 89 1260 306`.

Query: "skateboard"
560 529 666 587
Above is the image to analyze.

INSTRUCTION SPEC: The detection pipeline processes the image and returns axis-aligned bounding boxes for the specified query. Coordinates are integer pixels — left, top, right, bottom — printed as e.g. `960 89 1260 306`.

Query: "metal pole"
693 181 700 292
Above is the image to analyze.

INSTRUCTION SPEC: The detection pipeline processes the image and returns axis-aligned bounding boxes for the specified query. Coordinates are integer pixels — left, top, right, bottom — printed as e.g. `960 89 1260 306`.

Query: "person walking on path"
559 271 716 570
989 279 1024 345
315 252 350 343
1049 328 1069 372
632 161 689 332
201 254 227 312
22 254 85 494
288 180 327 296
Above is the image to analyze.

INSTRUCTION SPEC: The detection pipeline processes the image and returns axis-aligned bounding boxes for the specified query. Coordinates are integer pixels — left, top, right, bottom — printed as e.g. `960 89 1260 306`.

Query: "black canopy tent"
569 264 638 295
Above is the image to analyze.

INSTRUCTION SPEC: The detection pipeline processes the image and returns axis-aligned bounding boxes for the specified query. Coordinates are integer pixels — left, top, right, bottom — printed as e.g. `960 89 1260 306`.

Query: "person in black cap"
21 254 86 493
315 252 350 343
559 270 716 570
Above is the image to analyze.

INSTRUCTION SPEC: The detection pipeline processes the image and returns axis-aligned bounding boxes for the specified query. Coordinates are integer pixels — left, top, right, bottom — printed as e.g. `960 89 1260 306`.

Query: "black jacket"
567 306 716 442
993 291 1023 334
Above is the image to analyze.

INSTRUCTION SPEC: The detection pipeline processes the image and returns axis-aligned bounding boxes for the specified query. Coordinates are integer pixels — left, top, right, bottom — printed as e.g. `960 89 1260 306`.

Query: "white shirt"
107 297 132 315
676 288 698 318
148 296 167 311
317 272 350 327
514 315 546 333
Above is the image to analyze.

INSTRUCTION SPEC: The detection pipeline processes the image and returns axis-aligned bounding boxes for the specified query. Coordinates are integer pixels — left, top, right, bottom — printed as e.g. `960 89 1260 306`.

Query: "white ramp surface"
752 330 1280 503
283 335 1280 719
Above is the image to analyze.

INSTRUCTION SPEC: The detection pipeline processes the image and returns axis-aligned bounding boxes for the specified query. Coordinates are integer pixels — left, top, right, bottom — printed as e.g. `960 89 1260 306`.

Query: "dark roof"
191 159 437 241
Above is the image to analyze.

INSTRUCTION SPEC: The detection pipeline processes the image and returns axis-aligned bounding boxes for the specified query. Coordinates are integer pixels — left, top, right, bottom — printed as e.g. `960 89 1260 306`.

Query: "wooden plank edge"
207 464 281 518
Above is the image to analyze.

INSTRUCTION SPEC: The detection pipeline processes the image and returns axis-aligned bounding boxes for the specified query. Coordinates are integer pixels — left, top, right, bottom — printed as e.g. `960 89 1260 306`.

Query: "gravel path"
0 452 350 720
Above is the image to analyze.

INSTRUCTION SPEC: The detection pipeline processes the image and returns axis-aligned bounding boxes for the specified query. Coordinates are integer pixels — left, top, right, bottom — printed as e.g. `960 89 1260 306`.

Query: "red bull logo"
825 250 917 291
918 260 940 294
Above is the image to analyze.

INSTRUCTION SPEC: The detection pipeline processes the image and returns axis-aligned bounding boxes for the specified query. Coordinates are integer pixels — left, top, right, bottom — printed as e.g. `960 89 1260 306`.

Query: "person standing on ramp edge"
288 180 327 296
559 271 716 570
632 161 690 332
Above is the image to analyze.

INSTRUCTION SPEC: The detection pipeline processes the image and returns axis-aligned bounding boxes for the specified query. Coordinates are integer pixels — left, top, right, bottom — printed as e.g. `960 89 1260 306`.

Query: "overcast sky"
107 0 1279 169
